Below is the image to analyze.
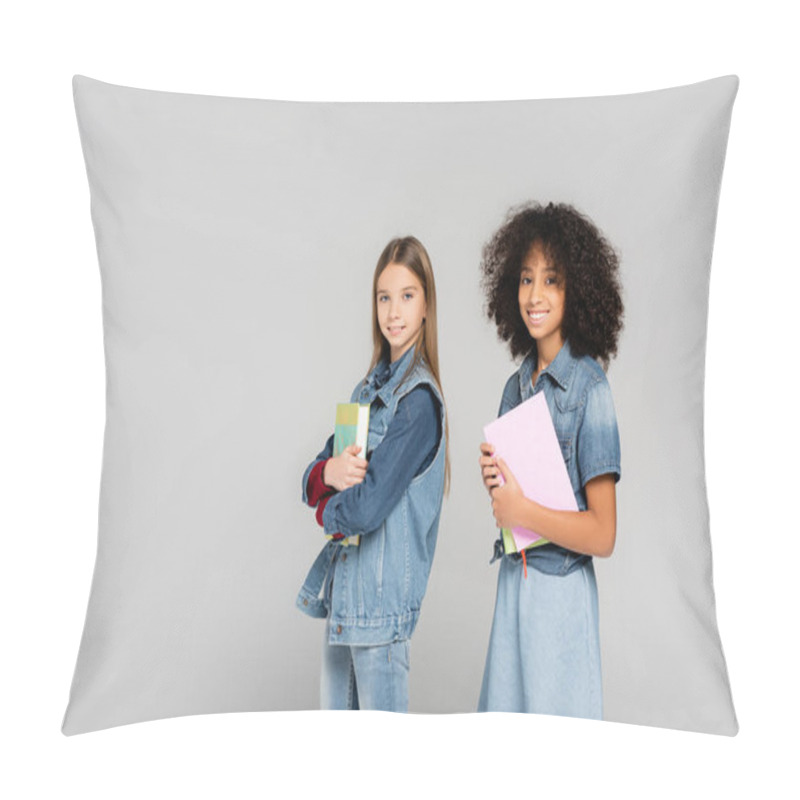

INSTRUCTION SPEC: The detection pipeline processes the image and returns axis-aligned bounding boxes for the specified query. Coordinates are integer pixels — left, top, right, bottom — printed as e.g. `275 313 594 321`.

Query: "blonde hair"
369 236 450 494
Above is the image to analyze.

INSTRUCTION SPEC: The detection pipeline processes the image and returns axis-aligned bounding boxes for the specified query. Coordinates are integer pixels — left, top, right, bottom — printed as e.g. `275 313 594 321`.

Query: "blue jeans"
478 556 602 719
321 634 410 711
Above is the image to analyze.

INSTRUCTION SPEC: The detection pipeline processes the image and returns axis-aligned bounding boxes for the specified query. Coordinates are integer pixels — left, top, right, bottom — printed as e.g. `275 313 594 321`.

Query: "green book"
501 527 550 555
326 403 370 547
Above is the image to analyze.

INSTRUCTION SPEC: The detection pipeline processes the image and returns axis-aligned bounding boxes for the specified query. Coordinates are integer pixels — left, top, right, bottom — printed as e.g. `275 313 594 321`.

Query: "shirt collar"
519 339 577 396
389 345 415 378
371 344 416 391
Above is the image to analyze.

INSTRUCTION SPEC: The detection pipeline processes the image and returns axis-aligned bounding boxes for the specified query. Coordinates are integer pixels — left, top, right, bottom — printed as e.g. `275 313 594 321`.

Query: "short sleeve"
576 378 621 488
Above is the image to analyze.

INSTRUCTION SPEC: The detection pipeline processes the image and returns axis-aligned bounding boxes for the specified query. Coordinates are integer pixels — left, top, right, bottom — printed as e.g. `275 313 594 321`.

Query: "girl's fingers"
342 448 365 465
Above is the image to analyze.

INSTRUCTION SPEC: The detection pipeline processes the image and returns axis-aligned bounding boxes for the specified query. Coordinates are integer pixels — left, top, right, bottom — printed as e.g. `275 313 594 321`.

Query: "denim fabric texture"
321 635 411 711
308 380 440 536
480 339 620 717
297 345 446 646
492 338 621 576
478 556 602 718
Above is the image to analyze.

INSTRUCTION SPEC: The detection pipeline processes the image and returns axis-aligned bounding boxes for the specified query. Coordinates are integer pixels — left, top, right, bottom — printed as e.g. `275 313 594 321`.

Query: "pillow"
63 75 738 735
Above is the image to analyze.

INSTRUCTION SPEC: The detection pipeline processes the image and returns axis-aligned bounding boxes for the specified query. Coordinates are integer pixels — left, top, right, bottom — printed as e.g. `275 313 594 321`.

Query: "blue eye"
378 295 388 302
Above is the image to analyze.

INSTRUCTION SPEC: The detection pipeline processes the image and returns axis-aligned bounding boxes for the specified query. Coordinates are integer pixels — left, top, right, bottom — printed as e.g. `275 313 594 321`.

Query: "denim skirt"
478 555 602 719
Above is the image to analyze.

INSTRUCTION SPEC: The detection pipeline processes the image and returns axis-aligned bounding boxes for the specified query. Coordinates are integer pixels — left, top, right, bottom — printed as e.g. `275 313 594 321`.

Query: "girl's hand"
491 458 526 529
323 445 368 492
479 442 501 494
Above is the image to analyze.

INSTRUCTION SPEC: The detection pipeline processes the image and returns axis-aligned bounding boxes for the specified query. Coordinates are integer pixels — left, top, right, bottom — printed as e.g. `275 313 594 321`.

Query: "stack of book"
326 402 370 547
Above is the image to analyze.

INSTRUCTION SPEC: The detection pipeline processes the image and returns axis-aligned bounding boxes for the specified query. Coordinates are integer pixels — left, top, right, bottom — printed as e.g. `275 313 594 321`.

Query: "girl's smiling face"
518 243 566 356
376 262 427 362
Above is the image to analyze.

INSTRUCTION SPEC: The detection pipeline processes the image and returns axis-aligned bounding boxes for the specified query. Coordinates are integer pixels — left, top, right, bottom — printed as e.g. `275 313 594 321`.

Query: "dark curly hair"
481 202 623 368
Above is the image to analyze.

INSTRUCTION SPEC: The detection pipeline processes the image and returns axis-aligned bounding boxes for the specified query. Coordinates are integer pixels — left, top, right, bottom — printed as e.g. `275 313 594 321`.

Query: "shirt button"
302 599 308 606
341 553 347 562
336 625 342 634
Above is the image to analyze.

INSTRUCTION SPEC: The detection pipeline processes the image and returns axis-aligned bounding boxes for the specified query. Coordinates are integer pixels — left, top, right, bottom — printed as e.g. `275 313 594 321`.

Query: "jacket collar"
519 339 577 396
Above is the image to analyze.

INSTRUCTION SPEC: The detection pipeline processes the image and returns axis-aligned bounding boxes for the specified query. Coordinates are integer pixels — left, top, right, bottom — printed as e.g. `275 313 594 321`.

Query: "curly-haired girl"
477 202 623 719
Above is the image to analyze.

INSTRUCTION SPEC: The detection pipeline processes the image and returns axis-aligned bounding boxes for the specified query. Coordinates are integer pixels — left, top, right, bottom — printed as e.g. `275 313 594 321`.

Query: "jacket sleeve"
321 386 441 538
306 460 332 508
301 434 334 505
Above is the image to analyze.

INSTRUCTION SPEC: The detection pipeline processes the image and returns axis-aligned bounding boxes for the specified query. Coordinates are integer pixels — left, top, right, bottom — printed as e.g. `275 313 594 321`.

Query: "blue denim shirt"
297 345 446 645
492 339 621 575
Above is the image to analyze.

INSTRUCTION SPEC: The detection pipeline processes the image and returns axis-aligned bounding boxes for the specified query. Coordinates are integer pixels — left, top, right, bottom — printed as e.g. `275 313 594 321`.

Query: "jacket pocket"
357 524 386 613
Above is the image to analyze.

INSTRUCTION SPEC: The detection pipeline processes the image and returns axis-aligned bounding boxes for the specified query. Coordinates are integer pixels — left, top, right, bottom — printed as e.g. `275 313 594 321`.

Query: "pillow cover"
64 75 738 735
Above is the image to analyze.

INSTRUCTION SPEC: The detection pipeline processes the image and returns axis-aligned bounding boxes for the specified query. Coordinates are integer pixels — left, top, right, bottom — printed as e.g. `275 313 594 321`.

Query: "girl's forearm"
515 502 614 557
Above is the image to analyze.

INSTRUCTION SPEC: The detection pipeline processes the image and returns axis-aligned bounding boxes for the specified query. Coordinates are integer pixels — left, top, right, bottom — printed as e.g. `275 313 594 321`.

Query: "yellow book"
325 403 370 546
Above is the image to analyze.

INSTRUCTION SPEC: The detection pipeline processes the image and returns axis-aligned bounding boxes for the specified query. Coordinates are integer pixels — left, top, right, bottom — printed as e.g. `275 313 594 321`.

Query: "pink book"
483 392 577 552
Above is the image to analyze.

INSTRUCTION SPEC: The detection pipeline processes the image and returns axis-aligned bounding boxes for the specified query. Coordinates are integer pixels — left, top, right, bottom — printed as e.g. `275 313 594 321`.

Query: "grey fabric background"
64 75 738 735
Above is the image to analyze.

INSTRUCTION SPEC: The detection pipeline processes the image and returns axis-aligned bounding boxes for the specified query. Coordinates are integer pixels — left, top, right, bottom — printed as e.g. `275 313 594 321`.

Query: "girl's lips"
387 325 405 336
527 310 549 324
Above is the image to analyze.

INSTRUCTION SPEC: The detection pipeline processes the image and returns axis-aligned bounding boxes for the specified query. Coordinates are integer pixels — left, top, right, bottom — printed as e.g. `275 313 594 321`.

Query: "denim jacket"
492 339 621 576
296 347 446 645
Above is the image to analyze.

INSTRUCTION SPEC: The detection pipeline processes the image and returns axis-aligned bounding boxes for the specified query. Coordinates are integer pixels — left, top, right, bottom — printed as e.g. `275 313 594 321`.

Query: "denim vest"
493 339 621 576
296 349 446 646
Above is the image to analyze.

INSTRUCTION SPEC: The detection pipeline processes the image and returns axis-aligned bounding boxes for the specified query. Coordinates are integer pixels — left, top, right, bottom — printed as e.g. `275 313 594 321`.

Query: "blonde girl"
297 236 448 712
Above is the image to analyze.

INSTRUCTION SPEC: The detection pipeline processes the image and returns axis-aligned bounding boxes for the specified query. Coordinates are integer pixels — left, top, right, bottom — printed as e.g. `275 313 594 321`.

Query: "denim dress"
478 340 620 718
